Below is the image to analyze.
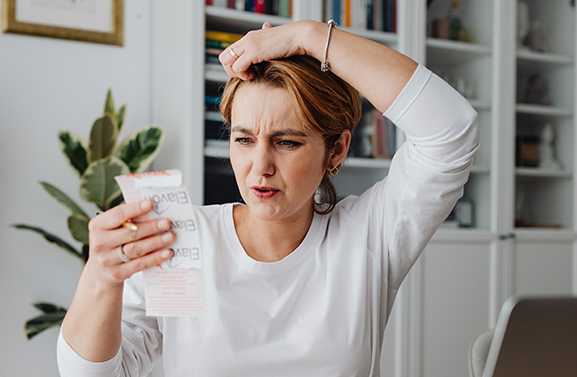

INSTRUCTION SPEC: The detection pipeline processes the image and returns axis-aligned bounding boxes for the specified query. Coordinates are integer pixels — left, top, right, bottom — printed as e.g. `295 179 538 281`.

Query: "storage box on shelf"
514 0 576 230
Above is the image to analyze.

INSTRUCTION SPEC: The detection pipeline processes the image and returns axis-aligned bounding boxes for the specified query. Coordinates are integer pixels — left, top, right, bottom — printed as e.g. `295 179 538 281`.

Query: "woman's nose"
252 144 275 176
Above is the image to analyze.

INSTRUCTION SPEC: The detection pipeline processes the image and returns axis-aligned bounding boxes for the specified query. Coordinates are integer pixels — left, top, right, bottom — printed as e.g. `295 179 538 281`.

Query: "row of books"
206 0 292 18
205 30 243 73
325 0 397 33
205 94 228 142
349 104 396 159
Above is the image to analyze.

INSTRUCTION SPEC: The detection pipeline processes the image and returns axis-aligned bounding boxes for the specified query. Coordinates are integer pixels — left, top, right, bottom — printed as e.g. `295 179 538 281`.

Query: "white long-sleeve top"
58 64 479 377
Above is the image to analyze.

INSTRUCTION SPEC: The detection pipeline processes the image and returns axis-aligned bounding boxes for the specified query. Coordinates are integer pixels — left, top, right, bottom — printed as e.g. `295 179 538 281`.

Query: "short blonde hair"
220 55 362 214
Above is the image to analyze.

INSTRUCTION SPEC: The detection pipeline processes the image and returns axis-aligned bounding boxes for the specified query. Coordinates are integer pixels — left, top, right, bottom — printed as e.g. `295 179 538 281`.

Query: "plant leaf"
39 181 89 218
58 130 88 177
107 193 125 209
87 115 118 164
80 155 130 210
33 302 67 313
103 89 115 118
12 224 84 260
81 244 90 264
116 125 165 173
67 214 90 245
25 303 67 340
116 104 126 132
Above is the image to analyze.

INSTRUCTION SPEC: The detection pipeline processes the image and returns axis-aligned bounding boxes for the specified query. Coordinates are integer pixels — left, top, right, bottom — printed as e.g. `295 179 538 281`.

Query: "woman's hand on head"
219 20 312 80
85 200 175 289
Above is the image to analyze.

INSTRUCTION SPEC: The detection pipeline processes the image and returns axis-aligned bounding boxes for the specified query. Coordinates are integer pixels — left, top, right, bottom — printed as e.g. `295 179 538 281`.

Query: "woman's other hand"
219 20 310 80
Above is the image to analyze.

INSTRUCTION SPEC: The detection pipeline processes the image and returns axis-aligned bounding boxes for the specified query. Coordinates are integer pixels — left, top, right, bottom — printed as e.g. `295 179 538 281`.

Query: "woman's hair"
220 55 362 214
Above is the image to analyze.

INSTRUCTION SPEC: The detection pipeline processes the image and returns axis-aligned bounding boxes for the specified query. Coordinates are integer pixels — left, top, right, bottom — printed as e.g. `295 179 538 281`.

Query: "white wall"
0 1 154 375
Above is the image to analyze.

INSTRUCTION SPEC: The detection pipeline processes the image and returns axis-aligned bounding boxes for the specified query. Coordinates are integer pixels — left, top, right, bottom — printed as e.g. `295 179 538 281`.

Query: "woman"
58 20 478 376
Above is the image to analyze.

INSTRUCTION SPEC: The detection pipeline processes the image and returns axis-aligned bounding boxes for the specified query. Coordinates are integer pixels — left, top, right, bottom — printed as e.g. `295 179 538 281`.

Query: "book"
255 0 265 13
278 0 290 17
324 0 333 23
352 0 367 30
366 0 374 30
245 0 254 12
206 47 224 55
205 30 243 43
206 39 233 49
332 0 341 25
205 54 221 66
235 0 245 10
344 0 351 27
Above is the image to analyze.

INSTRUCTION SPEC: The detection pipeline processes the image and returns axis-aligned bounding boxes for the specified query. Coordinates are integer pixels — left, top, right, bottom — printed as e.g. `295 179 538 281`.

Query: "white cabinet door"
420 240 492 377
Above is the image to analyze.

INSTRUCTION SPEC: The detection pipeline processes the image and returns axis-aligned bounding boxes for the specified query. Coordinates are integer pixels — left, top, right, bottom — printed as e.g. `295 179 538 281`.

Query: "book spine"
373 0 379 31
205 30 243 43
387 0 394 32
245 0 254 12
206 39 233 49
278 0 290 18
344 0 351 28
235 0 245 10
392 0 396 33
206 0 213 5
205 54 221 66
366 0 373 30
323 0 332 22
353 0 367 30
333 0 341 25
255 0 265 13
271 0 279 15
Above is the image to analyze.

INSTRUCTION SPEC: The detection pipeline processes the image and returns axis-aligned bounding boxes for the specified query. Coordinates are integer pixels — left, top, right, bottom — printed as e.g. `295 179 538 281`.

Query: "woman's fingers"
119 230 175 262
117 248 175 279
92 217 172 251
90 200 153 231
219 22 304 80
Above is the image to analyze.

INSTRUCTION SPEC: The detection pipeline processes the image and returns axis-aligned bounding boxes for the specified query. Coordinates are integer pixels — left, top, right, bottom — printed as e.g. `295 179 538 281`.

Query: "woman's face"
229 84 327 223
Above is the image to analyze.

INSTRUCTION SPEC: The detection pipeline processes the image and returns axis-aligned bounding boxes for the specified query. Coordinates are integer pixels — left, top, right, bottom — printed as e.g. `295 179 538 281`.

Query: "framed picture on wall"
1 0 123 46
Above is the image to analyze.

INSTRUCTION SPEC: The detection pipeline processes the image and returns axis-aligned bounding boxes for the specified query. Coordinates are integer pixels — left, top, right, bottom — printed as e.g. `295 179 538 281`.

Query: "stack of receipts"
115 170 205 317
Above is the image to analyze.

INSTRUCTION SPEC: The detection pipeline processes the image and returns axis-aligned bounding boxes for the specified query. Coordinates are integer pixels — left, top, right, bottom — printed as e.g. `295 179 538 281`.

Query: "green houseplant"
14 90 165 339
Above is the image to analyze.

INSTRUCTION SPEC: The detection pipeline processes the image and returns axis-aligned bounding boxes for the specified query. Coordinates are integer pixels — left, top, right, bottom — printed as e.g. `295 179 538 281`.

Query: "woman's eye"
278 140 301 148
234 137 252 145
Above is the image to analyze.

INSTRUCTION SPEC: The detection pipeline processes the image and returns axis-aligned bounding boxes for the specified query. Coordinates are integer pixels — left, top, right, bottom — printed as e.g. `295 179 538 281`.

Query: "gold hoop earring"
328 165 339 177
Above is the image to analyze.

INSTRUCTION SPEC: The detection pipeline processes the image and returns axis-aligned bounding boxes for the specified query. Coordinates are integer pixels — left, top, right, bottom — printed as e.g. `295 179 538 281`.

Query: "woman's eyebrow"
230 126 253 135
271 129 308 137
230 126 308 137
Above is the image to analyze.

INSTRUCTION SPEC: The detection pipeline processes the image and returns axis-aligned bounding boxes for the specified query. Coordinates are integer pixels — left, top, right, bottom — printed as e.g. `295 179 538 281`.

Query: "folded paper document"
115 170 205 317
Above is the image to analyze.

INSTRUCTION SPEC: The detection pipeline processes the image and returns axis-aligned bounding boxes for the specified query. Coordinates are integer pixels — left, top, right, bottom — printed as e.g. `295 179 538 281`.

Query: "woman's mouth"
251 186 280 199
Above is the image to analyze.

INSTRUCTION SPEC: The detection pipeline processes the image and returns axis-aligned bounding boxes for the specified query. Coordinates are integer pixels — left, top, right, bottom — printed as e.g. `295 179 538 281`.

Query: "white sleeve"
57 273 163 377
340 64 479 292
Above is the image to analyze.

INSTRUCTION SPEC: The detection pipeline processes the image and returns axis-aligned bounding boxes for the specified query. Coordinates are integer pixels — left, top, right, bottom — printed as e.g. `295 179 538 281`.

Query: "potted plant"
13 90 165 339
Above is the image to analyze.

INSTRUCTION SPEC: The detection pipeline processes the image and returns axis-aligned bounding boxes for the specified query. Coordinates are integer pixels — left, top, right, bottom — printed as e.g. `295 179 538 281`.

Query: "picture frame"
2 0 123 46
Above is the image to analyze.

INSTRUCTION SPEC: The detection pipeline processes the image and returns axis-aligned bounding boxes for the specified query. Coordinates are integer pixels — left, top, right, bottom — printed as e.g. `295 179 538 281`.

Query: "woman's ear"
328 129 352 168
